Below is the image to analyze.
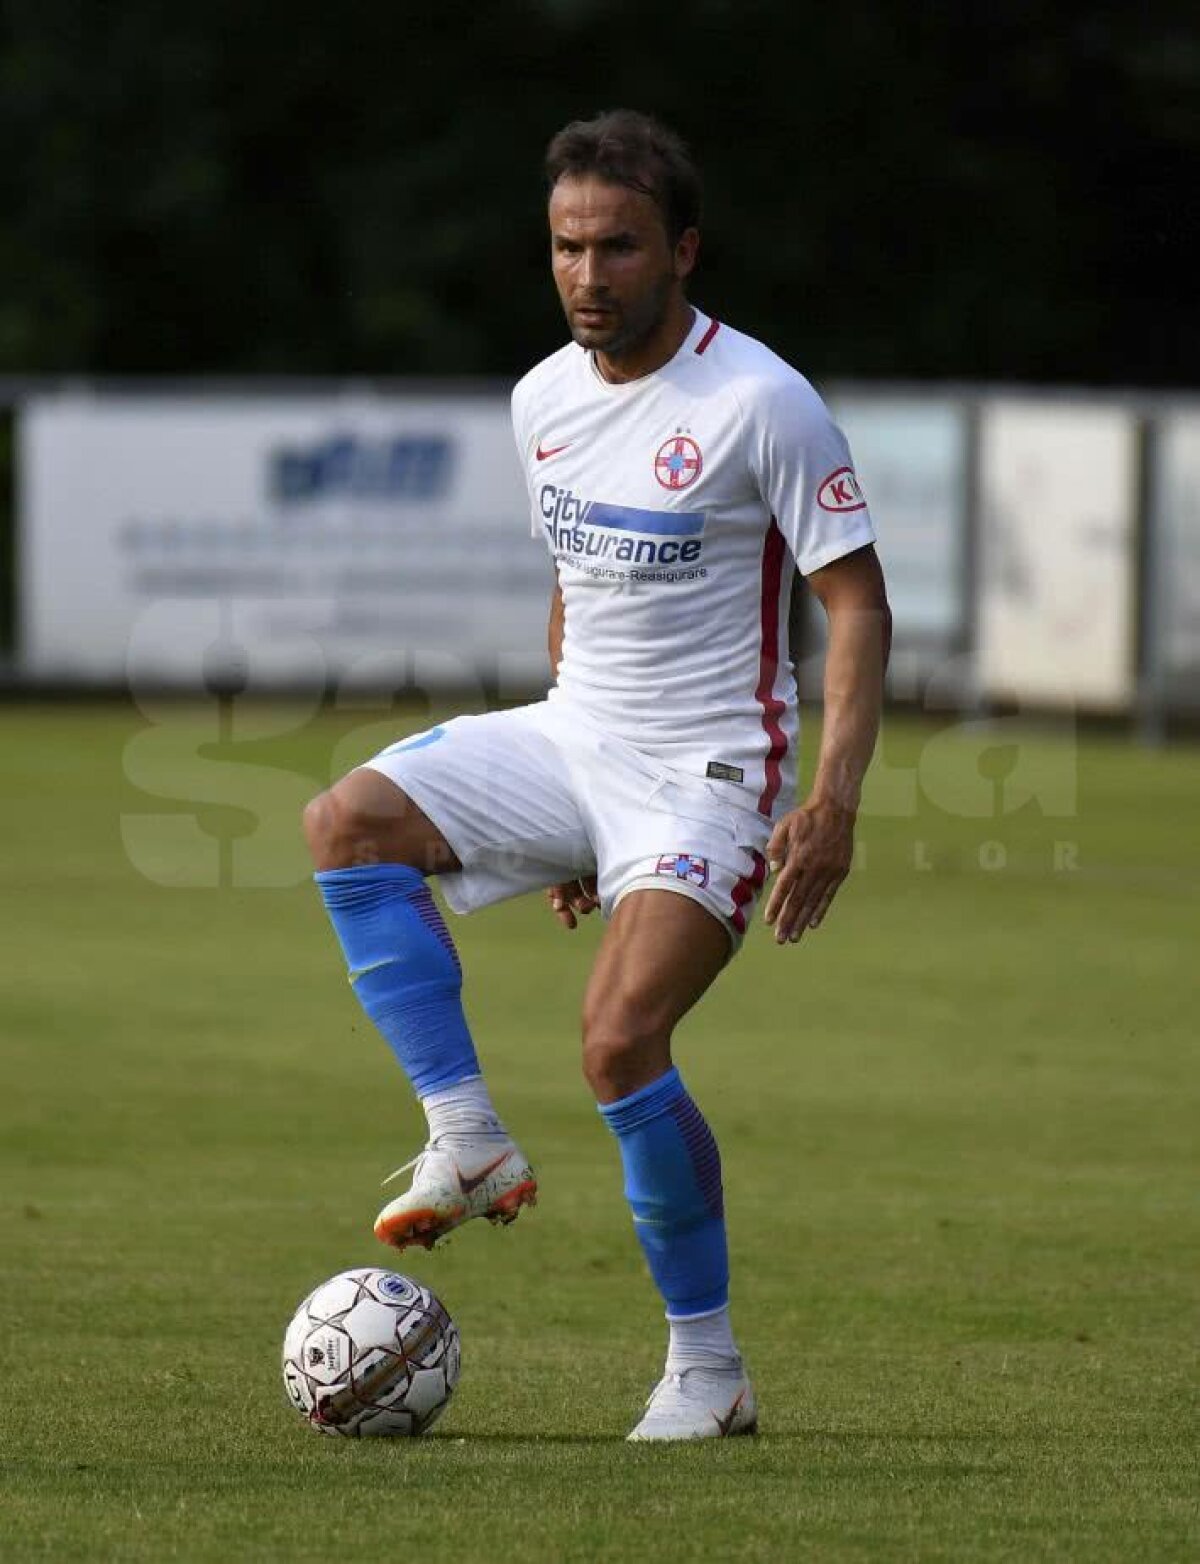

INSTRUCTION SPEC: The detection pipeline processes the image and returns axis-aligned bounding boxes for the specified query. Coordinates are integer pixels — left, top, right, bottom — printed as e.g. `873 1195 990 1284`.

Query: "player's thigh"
359 705 592 910
585 887 731 1038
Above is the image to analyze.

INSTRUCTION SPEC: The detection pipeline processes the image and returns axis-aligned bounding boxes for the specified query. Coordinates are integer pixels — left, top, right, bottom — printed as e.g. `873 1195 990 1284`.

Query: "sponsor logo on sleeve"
817 466 867 513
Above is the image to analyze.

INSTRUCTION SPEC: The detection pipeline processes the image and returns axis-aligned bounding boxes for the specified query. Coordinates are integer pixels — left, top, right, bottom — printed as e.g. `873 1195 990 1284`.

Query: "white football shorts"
362 701 773 948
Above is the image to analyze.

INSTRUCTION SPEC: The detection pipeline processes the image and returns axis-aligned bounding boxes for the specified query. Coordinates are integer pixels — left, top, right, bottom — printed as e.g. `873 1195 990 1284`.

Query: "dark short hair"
545 109 702 243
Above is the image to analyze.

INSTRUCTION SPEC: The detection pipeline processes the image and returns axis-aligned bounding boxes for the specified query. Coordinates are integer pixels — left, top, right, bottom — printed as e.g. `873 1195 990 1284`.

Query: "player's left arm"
763 543 891 945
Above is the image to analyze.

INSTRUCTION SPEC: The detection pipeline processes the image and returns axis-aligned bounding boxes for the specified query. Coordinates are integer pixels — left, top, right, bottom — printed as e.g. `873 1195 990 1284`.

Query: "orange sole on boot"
374 1180 537 1250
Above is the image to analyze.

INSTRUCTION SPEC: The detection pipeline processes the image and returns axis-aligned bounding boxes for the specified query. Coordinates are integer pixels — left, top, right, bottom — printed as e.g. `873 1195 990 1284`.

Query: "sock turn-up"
666 1304 738 1371
315 863 481 1099
420 1076 507 1144
599 1067 737 1350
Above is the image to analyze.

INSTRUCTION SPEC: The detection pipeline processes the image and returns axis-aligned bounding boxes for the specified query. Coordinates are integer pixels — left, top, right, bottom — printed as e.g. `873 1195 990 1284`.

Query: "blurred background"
1 0 1198 725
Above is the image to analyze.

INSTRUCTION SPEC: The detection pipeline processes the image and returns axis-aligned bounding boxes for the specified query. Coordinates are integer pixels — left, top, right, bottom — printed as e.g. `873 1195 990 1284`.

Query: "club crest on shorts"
654 435 703 491
655 853 710 888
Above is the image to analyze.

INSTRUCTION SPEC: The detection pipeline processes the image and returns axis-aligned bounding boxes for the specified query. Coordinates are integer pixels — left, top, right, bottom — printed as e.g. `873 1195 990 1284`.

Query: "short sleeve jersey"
510 309 876 818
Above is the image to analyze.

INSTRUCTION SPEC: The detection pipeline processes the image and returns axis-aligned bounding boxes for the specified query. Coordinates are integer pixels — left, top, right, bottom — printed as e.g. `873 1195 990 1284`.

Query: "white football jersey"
510 308 876 818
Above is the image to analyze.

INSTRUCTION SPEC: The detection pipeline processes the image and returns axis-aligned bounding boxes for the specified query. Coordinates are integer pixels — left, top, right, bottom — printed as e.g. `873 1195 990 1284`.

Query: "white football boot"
373 1134 537 1251
627 1361 758 1442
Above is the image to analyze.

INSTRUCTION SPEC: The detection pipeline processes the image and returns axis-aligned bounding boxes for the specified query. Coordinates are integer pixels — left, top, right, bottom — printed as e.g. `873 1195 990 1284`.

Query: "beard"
567 268 675 359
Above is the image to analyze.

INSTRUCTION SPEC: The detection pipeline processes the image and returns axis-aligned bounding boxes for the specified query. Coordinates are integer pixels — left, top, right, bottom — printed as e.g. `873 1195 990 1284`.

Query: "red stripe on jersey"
729 850 768 934
754 520 788 816
694 318 721 355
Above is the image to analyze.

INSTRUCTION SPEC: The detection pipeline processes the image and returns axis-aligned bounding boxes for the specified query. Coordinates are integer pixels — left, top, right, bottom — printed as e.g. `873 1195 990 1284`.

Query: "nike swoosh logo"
712 1389 747 1436
535 441 571 461
457 1152 511 1195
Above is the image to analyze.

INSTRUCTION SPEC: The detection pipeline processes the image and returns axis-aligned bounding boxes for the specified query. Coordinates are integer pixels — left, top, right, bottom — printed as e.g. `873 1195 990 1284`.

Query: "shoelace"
381 1127 513 1189
381 1145 430 1188
645 1372 685 1407
646 1365 742 1406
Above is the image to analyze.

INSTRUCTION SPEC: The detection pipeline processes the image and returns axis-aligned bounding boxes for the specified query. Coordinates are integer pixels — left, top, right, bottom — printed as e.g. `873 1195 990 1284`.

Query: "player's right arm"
512 382 598 928
544 567 600 927
548 570 564 680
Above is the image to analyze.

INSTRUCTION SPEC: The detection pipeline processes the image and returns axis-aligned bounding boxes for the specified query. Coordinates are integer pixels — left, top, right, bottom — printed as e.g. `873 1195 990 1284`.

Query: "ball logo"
817 467 867 513
376 1273 416 1303
654 436 703 491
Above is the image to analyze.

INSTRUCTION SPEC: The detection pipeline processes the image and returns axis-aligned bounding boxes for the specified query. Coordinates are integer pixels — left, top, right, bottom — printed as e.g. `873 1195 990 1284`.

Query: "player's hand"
762 799 856 945
547 876 600 930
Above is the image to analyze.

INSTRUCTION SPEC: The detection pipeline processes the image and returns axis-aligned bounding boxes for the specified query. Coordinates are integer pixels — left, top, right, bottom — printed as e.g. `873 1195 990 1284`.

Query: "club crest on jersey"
817 466 867 512
655 435 703 491
655 853 710 888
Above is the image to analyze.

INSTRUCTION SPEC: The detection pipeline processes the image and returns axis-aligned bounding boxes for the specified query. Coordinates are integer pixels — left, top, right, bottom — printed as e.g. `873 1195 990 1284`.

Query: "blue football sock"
599 1067 729 1319
315 864 480 1098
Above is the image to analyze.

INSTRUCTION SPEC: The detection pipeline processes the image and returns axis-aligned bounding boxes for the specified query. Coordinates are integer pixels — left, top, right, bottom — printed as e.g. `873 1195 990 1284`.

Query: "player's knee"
581 1002 670 1101
303 787 381 871
303 789 344 870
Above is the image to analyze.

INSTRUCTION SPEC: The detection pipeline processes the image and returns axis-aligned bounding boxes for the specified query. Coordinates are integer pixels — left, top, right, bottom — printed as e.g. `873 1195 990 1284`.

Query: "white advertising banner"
20 393 552 689
1152 414 1200 708
830 395 966 643
977 401 1138 709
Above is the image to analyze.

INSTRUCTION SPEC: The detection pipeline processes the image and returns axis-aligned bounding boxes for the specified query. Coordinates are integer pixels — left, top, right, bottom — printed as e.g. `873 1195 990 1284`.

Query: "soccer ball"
282 1268 460 1437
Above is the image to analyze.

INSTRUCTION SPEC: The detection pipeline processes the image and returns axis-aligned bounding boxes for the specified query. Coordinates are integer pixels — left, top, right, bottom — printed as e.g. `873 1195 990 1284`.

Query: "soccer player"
303 110 891 1441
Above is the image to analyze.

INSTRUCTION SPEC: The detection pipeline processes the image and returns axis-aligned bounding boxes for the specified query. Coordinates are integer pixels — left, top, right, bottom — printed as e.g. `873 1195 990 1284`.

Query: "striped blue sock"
315 864 480 1097
599 1067 729 1319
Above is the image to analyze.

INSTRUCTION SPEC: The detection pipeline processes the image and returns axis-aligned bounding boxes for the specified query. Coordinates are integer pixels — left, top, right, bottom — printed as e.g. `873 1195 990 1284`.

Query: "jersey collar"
584 308 712 394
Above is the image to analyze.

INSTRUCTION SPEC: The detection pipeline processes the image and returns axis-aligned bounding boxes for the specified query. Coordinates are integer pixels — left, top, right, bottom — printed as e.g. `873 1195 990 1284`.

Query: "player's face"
549 174 697 366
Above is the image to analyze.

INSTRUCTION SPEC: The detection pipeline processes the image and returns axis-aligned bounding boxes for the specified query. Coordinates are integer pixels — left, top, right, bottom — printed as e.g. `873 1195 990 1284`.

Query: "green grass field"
2 701 1197 1562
